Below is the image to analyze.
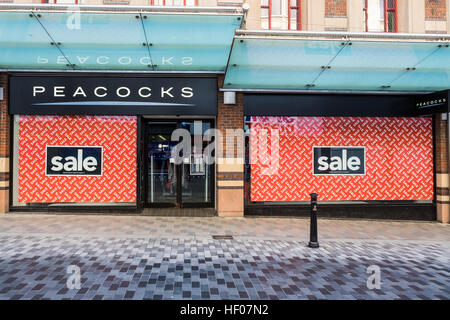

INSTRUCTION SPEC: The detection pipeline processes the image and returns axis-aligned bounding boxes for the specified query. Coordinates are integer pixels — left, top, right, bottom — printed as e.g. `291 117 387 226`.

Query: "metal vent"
212 235 234 240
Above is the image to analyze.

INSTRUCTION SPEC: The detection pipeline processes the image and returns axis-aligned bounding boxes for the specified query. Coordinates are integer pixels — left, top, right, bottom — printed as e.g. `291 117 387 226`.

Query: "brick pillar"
0 73 9 214
435 114 450 223
325 0 347 17
425 0 447 20
216 75 244 217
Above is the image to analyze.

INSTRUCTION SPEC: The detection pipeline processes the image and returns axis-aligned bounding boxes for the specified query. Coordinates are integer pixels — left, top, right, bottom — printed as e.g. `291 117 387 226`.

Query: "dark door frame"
142 118 215 208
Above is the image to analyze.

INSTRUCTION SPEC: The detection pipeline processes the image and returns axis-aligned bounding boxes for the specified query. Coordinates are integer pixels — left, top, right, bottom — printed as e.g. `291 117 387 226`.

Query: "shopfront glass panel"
12 115 137 207
180 121 212 204
146 120 213 207
147 122 179 205
249 116 433 202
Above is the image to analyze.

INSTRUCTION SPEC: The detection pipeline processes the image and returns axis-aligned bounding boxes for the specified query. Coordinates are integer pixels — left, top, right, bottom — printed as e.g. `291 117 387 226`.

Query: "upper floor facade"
2 0 450 34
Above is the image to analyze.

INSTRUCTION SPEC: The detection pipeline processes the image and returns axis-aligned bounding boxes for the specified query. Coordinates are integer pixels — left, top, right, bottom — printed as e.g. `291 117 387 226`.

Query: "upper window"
261 0 301 30
425 0 447 20
150 0 198 5
41 0 79 3
363 0 397 32
325 0 347 17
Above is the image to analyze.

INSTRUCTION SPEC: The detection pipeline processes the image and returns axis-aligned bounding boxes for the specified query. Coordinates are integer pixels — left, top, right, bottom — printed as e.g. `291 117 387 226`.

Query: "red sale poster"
250 117 434 201
18 115 137 203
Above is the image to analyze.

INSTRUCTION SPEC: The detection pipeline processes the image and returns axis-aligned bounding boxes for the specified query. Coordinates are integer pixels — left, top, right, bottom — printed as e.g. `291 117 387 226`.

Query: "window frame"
363 0 398 33
150 0 198 5
261 0 302 31
41 0 79 3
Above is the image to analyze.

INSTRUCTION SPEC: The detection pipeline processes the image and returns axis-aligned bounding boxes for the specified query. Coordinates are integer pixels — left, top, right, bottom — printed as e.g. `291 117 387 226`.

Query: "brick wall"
325 0 347 17
434 114 450 223
435 115 448 173
0 75 8 157
216 75 244 217
217 75 244 158
0 73 9 213
425 0 447 20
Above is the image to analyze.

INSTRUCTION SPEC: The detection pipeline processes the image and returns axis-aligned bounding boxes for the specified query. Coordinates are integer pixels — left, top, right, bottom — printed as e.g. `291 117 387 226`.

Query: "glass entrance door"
179 121 213 206
145 120 214 208
146 121 179 206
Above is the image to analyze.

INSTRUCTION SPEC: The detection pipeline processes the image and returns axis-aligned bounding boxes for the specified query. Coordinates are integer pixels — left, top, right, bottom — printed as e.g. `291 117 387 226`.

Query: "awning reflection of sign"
416 90 449 115
0 8 242 71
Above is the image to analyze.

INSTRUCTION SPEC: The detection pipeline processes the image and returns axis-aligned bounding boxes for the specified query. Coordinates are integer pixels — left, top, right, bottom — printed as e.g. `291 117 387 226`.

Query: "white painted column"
347 0 365 32
303 0 325 31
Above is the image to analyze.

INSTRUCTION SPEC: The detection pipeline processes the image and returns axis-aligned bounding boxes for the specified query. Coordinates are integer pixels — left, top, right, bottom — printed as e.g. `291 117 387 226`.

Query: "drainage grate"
212 235 234 240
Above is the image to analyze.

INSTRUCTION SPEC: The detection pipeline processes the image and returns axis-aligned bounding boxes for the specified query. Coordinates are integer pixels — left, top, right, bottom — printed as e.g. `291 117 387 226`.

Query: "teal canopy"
0 6 242 71
224 32 450 92
1 5 449 92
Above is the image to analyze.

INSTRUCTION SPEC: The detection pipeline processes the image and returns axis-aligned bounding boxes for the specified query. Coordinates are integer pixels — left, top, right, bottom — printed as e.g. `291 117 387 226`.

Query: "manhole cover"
212 235 234 240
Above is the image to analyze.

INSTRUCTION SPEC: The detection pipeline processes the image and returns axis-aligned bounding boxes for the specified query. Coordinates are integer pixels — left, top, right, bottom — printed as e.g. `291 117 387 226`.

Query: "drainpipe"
241 2 250 30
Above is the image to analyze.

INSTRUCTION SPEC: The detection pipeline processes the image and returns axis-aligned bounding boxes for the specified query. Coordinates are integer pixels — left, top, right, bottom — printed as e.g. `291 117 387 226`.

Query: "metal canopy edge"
0 3 243 15
235 29 450 42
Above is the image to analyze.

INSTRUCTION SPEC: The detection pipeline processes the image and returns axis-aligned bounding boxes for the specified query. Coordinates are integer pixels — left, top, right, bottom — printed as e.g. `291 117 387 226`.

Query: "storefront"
222 30 450 221
0 4 244 215
242 93 436 220
1 4 449 222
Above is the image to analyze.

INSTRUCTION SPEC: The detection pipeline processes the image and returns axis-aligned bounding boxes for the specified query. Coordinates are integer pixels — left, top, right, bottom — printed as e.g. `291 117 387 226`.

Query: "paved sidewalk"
0 214 449 241
0 214 448 300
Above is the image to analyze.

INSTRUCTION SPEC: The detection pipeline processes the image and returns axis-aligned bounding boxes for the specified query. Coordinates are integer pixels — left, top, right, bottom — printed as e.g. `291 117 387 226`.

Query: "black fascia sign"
416 90 449 115
9 76 217 115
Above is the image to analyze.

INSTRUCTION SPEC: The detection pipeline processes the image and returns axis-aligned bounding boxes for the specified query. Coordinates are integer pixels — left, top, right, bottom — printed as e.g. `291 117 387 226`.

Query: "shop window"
261 0 301 30
150 0 198 5
247 116 433 202
325 0 347 17
425 0 447 20
12 115 137 207
41 0 79 3
363 0 397 32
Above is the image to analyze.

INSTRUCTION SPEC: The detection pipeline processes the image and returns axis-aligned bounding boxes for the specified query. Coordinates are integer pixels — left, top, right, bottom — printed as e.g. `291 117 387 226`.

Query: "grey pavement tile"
0 216 449 300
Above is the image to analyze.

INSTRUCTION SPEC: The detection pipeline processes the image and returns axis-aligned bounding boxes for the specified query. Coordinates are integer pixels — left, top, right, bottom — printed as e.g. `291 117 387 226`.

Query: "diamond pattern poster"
250 117 433 201
18 115 137 203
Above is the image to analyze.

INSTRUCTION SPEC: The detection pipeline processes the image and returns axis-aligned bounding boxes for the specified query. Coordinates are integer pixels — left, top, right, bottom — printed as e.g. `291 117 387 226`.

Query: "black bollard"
308 193 319 248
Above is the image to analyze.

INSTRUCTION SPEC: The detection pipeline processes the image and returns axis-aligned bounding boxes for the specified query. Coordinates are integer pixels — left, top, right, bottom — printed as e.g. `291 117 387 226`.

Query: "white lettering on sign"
32 85 194 99
50 149 98 172
94 87 107 98
54 86 65 97
317 150 361 171
313 146 365 175
181 87 194 98
161 87 174 98
33 86 45 96
116 87 131 98
138 87 152 98
72 86 87 97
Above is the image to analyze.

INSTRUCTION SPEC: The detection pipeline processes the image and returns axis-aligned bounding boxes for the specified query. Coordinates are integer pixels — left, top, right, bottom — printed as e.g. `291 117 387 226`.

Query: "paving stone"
0 216 448 300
